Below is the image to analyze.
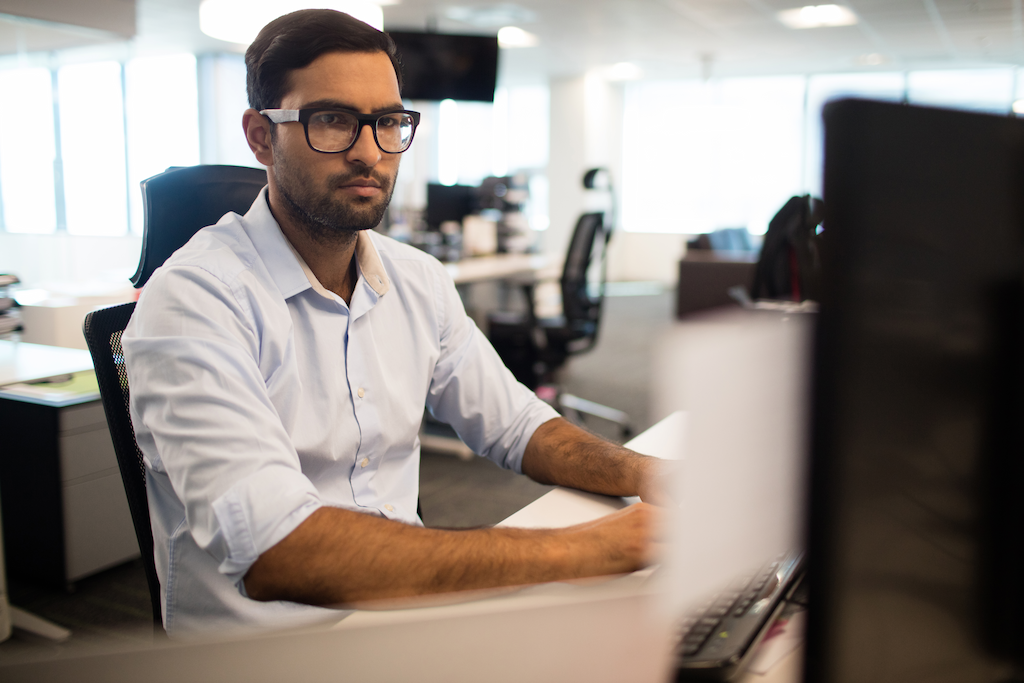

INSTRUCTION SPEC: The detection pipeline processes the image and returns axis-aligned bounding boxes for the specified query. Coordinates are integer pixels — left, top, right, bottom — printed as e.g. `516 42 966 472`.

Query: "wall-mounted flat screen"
389 31 499 103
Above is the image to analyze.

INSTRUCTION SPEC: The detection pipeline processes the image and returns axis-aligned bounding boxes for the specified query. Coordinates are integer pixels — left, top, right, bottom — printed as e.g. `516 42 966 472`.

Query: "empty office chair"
83 164 267 631
750 194 824 302
488 169 630 437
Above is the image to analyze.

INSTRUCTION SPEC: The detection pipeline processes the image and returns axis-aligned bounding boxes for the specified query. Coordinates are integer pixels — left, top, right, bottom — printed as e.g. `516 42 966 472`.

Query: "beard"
272 148 397 246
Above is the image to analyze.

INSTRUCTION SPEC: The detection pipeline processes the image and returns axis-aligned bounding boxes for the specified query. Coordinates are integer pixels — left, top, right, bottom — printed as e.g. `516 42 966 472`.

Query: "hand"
573 501 664 573
635 457 683 508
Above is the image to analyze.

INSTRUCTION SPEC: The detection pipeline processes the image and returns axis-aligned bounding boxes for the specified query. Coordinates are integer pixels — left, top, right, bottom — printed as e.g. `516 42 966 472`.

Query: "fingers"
602 502 664 571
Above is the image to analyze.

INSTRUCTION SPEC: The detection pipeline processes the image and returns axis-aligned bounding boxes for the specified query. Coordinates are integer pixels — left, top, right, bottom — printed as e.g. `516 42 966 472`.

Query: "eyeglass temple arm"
260 109 299 123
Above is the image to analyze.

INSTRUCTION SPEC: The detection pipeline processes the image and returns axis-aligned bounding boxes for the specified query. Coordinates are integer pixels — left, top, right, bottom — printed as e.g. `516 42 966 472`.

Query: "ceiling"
0 0 1021 82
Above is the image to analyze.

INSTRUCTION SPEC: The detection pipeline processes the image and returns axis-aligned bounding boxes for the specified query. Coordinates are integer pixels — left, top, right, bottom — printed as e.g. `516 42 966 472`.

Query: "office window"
126 54 201 234
621 76 806 235
803 72 906 196
58 61 129 236
0 67 58 234
434 85 550 187
907 68 1015 113
503 85 550 174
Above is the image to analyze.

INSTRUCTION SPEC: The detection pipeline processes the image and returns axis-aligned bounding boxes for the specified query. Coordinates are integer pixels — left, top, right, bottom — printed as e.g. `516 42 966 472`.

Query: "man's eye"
378 115 402 128
313 112 349 126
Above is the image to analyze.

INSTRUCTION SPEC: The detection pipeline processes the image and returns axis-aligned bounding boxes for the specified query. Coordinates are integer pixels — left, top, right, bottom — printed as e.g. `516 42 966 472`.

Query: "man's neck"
269 196 360 304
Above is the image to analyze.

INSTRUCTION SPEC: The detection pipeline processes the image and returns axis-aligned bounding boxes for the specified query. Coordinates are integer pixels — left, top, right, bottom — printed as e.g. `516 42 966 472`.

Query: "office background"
0 0 1021 292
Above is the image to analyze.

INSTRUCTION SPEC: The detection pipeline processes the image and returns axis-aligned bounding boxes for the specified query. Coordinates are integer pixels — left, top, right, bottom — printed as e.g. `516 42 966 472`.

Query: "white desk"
444 253 552 285
497 411 802 683
0 413 801 682
0 341 94 387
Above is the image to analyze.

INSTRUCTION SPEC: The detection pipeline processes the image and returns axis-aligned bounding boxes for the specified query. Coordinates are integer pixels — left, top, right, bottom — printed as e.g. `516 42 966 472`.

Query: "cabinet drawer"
59 426 118 482
59 401 106 433
63 473 139 581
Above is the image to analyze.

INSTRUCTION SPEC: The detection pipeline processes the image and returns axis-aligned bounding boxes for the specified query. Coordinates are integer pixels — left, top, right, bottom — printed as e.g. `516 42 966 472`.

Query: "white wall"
606 232 686 284
545 73 626 264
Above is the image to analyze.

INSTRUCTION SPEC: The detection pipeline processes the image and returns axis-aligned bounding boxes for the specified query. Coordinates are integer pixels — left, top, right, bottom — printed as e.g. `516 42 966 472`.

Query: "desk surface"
444 253 551 285
0 341 93 388
0 411 800 682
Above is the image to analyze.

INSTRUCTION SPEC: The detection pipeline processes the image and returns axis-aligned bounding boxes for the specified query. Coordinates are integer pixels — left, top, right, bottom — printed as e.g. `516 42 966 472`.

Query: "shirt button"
360 458 369 468
357 387 365 398
384 504 394 512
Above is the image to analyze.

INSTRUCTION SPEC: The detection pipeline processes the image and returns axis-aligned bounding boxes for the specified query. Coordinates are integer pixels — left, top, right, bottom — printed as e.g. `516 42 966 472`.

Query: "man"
123 9 661 638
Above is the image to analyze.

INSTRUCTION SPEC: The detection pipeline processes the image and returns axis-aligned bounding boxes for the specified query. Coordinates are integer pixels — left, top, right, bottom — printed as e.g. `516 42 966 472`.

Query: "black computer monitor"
389 32 499 103
807 98 1024 681
425 183 476 229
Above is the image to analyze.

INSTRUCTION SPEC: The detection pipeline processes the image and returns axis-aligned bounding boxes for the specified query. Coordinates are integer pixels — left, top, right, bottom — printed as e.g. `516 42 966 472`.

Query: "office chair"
488 169 631 438
82 164 267 632
750 194 824 302
131 164 268 287
82 302 159 630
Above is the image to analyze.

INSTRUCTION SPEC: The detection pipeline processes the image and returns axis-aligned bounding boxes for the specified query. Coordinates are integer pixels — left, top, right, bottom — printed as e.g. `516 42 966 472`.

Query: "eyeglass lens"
308 111 415 153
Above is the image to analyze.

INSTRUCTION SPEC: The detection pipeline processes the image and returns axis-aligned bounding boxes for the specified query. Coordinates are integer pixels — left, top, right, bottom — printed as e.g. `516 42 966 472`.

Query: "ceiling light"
856 52 888 66
199 0 385 45
777 4 858 29
605 62 643 81
497 26 538 48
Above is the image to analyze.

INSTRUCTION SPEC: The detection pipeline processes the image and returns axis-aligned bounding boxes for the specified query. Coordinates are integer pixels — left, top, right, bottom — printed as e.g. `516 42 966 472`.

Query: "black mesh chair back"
750 194 824 302
560 212 608 344
131 165 267 287
82 302 163 630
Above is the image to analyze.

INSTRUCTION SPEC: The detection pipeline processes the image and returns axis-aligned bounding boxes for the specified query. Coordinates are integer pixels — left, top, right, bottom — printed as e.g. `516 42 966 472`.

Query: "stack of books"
0 274 21 338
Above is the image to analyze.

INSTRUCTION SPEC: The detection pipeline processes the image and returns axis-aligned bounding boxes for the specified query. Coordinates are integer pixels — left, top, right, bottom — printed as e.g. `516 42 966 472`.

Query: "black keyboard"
674 551 805 681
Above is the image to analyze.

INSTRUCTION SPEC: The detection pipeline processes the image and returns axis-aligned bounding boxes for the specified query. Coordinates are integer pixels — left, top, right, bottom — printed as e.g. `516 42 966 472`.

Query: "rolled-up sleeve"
124 264 322 586
425 266 560 473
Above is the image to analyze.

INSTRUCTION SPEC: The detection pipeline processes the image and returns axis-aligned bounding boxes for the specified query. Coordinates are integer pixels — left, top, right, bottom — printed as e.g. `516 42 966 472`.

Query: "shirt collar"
243 187 391 300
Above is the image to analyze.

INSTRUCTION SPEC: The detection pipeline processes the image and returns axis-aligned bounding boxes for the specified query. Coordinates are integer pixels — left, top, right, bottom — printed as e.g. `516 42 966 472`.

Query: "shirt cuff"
210 464 322 583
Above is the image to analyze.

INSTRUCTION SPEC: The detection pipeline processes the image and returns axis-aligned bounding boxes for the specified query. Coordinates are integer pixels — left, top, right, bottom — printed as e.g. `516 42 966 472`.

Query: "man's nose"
345 122 381 166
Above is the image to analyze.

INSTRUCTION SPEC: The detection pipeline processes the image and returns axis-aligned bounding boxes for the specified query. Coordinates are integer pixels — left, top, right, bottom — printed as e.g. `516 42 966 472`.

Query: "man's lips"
337 178 382 197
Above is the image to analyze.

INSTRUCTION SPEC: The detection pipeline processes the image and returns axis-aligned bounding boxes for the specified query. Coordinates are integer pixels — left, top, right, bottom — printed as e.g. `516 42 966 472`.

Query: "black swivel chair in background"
488 168 631 438
749 194 824 303
82 164 267 632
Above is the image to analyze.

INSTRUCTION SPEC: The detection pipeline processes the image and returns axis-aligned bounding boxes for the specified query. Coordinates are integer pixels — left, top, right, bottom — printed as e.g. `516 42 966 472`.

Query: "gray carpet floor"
0 287 675 662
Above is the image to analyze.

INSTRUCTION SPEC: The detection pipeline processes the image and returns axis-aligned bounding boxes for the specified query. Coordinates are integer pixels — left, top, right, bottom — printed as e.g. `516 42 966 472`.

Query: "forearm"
521 417 656 498
244 503 651 605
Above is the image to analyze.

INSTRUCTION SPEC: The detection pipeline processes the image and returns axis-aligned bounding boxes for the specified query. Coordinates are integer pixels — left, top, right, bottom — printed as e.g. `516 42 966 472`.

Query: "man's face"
269 51 403 241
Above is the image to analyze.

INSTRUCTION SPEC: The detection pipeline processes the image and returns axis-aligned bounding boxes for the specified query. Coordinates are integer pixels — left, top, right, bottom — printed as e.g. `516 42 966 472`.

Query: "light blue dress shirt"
122 189 559 637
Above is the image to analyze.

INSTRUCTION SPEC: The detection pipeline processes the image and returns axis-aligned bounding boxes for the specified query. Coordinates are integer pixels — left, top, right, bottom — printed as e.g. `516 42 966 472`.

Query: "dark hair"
245 9 403 111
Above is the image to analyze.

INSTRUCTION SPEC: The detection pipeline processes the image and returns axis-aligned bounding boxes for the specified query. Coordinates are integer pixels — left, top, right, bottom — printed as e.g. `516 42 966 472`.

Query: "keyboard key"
706 604 730 618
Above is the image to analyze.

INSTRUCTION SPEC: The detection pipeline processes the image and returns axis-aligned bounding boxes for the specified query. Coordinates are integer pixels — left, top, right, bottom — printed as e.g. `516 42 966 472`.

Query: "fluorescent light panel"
200 0 386 45
778 4 858 29
497 26 538 48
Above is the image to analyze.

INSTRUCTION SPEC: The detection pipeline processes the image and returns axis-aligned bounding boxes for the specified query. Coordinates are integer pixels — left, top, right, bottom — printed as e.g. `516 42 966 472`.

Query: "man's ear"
243 108 275 167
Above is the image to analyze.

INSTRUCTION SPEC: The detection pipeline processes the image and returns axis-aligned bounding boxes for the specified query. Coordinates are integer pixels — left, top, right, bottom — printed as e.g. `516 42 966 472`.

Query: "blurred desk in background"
676 251 757 319
444 253 553 286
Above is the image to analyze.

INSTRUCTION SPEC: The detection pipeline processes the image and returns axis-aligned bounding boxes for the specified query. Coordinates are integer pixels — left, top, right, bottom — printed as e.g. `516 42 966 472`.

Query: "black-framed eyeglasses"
260 108 421 154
